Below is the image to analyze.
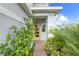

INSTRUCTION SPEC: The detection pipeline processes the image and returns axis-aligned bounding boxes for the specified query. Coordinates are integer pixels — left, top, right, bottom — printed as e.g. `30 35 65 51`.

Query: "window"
42 25 46 32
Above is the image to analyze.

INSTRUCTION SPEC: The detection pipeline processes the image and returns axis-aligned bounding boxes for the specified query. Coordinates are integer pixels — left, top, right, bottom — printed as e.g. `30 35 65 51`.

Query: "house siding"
0 3 27 19
0 3 29 43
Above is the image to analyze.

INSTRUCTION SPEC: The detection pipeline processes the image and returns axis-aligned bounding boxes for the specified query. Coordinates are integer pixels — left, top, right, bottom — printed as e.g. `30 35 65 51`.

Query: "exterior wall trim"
33 13 55 16
31 7 63 10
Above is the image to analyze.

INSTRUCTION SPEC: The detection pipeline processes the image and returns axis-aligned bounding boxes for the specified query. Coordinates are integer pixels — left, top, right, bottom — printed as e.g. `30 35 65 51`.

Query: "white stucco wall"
47 14 56 28
0 3 28 43
47 14 56 38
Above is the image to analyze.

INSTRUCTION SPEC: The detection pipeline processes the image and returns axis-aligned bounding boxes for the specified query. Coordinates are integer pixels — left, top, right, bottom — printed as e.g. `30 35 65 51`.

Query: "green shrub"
45 24 79 56
0 17 35 56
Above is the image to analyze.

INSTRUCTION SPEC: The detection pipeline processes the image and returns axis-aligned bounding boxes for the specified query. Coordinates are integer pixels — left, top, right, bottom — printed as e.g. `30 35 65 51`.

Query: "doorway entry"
35 24 40 40
34 16 47 40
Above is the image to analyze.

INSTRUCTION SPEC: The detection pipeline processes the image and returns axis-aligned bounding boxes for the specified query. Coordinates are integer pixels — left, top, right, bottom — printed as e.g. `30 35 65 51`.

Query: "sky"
49 3 79 24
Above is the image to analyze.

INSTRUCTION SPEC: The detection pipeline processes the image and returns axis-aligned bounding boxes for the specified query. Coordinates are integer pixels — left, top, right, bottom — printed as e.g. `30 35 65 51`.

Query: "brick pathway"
33 40 47 56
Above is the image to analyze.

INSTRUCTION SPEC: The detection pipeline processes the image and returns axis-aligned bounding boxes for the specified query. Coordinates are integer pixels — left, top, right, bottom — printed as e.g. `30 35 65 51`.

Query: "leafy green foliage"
45 24 79 56
0 17 35 56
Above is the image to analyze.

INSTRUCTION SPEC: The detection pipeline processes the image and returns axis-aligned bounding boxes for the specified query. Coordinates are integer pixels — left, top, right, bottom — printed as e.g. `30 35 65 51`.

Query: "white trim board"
33 13 55 16
31 7 63 10
0 5 25 24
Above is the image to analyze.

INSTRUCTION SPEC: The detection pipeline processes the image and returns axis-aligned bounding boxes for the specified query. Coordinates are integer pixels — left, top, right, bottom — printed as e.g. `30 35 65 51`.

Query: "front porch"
34 16 48 40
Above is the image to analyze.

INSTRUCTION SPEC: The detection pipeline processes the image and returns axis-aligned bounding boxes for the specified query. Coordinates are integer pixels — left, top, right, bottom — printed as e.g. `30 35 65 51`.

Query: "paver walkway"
33 40 47 56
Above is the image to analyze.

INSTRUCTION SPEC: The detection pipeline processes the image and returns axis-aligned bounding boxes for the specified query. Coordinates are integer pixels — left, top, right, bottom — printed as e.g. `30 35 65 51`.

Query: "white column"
47 13 56 38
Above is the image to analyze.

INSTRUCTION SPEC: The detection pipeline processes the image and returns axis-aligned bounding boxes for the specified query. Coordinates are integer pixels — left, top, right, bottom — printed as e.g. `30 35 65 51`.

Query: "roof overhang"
32 6 63 20
19 3 32 17
31 7 63 13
